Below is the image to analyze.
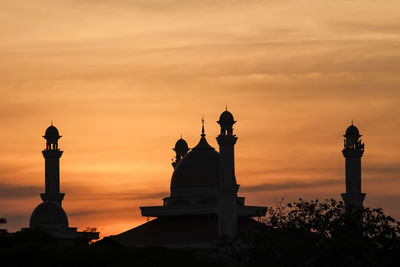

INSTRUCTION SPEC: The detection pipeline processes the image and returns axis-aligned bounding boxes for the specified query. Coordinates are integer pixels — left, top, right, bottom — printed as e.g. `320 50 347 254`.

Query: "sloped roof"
109 217 266 248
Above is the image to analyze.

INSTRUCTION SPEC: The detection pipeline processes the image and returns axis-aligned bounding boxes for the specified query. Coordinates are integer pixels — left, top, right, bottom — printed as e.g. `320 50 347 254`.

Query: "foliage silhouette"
264 198 400 241
238 198 400 266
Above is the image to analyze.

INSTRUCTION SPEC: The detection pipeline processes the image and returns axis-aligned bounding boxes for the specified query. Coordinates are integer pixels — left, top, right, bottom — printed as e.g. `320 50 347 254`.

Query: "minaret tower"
41 123 65 206
216 109 239 238
341 123 366 213
172 135 189 169
28 124 99 241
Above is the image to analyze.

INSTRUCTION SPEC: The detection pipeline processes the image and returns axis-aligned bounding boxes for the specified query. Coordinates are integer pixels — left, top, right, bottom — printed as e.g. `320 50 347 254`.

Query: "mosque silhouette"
26 109 366 247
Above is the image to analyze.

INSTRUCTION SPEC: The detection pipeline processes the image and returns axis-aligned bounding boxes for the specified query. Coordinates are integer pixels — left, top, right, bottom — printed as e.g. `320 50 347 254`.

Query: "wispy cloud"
0 182 41 198
241 178 342 193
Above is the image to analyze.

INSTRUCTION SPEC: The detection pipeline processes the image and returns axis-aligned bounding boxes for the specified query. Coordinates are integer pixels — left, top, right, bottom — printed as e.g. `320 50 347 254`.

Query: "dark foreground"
1 227 400 267
2 199 400 266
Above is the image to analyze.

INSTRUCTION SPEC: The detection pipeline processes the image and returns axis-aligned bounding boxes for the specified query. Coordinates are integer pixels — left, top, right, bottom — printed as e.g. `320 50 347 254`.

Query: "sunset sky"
1 0 400 237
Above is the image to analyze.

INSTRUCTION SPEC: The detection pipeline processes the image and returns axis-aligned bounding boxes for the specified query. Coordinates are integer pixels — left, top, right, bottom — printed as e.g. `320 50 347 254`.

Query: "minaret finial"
201 117 205 137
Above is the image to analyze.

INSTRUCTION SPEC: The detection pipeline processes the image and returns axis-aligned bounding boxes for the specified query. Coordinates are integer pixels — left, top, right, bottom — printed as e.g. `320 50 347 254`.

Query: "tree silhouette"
243 198 400 266
264 198 400 240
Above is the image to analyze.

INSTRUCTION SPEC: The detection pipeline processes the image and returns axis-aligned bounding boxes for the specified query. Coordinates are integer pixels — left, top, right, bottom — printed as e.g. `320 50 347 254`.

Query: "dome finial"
51 120 53 126
351 120 353 126
201 117 205 137
180 133 183 139
225 104 228 111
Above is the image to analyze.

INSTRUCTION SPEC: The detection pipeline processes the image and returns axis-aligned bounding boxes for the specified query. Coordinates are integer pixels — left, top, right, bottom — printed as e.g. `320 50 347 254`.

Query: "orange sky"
1 0 400 237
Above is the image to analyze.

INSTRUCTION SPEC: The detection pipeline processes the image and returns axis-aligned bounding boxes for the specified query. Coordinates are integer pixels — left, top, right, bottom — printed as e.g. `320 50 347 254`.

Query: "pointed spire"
201 117 205 137
192 116 214 151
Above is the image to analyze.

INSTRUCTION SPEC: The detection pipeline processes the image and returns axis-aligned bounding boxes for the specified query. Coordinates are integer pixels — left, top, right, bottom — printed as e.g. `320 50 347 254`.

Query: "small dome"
218 110 235 125
345 125 360 138
174 138 189 152
30 201 68 230
44 125 60 139
170 136 219 197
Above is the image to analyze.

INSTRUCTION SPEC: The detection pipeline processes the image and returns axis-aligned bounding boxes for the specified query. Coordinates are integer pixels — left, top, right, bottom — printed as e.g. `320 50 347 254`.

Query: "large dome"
30 201 69 229
170 135 219 197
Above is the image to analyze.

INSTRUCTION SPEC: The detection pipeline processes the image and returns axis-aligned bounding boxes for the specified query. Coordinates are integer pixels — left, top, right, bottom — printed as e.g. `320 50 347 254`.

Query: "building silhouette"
26 124 99 241
341 123 366 213
111 109 267 247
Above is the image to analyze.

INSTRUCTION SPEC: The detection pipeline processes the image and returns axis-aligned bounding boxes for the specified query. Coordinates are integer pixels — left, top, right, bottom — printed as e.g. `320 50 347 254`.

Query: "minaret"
172 135 189 169
30 124 69 231
216 109 239 238
29 124 99 241
341 123 366 213
41 123 65 206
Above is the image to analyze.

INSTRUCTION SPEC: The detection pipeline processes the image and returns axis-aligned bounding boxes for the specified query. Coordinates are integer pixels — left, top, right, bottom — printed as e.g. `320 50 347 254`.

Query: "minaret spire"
201 117 205 137
216 108 239 238
29 124 99 241
341 123 366 215
41 124 64 205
